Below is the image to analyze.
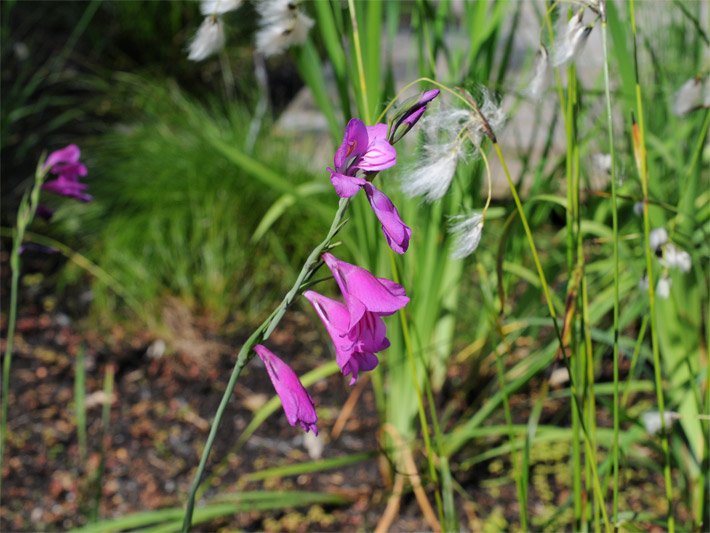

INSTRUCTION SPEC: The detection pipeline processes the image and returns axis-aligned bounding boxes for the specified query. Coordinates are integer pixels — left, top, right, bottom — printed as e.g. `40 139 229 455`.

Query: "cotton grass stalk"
188 16 225 61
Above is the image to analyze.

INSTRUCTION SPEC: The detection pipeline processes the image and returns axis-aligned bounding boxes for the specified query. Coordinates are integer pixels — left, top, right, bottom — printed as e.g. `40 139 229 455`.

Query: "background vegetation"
1 0 707 531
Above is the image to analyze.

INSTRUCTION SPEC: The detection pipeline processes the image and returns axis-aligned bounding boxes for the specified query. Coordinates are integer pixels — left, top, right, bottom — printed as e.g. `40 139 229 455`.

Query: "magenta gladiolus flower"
328 118 396 198
42 144 92 202
304 290 390 385
363 183 411 254
322 252 409 329
43 144 82 172
255 344 318 434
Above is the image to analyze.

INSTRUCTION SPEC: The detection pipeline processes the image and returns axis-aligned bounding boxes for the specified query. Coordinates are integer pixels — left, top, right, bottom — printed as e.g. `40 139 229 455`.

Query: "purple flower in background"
42 144 92 202
254 344 318 434
322 252 409 329
363 183 411 254
328 119 396 198
304 290 390 385
43 144 82 172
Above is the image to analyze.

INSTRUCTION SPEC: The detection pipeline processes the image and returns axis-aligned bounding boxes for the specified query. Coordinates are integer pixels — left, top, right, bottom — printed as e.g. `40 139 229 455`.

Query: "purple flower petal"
304 290 389 385
363 183 411 254
53 161 88 181
322 252 409 328
44 144 81 171
357 137 397 172
43 176 93 202
333 118 368 172
401 106 426 127
255 345 318 434
328 169 367 198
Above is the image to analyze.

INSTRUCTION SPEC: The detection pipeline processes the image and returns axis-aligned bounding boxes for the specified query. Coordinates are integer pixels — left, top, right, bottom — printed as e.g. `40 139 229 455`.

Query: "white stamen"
188 16 225 62
448 213 484 259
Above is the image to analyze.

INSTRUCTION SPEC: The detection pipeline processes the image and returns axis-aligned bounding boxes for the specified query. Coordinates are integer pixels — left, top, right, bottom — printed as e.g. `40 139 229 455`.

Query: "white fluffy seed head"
656 275 672 299
401 142 461 202
478 89 506 140
649 227 668 251
524 45 549 101
672 77 709 116
661 244 692 273
641 410 677 434
552 10 592 67
448 212 484 259
592 153 612 175
188 16 226 62
200 0 242 16
255 0 313 57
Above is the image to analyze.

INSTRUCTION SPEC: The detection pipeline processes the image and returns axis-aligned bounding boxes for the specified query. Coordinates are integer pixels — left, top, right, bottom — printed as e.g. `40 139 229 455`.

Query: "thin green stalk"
75 346 88 463
565 62 585 530
387 251 443 522
492 142 611 532
0 228 151 327
347 0 370 124
629 1 674 530
599 6 621 526
90 363 114 523
0 159 47 499
181 198 351 532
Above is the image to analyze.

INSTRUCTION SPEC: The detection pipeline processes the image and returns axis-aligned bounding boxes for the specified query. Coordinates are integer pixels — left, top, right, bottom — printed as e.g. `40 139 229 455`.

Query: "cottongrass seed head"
656 275 672 299
661 244 692 273
200 0 242 16
256 0 314 57
402 87 503 203
401 141 462 203
672 76 710 116
188 15 225 61
524 44 549 101
552 10 592 67
448 212 484 259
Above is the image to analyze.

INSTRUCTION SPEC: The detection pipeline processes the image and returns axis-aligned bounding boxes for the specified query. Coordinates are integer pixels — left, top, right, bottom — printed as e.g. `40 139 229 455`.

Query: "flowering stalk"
0 156 50 498
180 195 351 531
629 0 675 529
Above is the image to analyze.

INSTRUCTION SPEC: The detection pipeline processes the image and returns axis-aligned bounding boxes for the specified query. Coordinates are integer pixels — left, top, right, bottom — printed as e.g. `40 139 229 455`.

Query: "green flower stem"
492 142 611 532
600 8 622 525
181 198 350 532
629 1 674 530
0 160 47 500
